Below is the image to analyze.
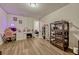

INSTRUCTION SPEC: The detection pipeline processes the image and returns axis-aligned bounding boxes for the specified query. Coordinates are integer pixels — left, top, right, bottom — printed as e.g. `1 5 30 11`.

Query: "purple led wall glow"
1 16 7 32
11 23 15 27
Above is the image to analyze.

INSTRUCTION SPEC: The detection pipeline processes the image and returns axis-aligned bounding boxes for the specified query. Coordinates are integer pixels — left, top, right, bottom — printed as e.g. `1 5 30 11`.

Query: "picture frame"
19 20 22 24
13 17 17 21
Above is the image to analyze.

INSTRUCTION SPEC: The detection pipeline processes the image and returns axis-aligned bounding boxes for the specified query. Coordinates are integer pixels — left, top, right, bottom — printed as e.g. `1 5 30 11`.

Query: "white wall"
0 8 7 44
34 20 39 31
40 3 79 49
7 14 36 40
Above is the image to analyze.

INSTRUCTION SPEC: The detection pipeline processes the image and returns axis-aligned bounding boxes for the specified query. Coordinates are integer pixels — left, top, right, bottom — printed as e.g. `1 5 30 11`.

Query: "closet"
50 20 69 51
42 24 49 40
42 26 46 39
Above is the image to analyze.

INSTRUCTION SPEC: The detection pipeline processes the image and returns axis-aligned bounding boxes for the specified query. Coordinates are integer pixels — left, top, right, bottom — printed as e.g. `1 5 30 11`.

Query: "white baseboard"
69 47 73 50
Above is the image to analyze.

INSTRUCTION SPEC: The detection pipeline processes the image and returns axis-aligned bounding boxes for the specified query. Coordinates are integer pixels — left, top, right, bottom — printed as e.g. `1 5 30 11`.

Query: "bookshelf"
50 20 69 51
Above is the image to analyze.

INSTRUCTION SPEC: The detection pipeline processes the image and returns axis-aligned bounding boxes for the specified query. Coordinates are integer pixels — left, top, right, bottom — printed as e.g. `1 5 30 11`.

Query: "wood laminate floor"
0 38 73 55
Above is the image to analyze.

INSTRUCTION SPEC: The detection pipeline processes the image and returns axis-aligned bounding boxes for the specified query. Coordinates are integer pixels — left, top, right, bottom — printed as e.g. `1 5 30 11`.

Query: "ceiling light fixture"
28 3 38 8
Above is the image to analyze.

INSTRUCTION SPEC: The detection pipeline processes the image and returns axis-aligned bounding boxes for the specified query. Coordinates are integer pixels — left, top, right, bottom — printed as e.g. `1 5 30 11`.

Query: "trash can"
73 47 78 54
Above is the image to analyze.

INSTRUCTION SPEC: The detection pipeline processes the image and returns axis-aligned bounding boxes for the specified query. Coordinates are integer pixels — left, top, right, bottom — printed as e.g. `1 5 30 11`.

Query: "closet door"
45 25 49 40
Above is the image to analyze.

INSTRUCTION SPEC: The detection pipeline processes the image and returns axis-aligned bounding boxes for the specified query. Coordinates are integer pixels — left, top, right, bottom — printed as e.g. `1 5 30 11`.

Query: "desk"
24 33 32 38
27 33 32 38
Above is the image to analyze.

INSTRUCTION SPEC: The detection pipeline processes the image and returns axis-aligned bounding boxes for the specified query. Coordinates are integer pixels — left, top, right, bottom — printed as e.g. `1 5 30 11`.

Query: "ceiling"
0 3 69 19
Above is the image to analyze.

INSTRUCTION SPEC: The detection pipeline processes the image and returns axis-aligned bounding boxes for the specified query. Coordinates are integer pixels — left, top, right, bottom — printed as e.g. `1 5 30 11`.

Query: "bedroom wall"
40 3 79 49
7 14 36 40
